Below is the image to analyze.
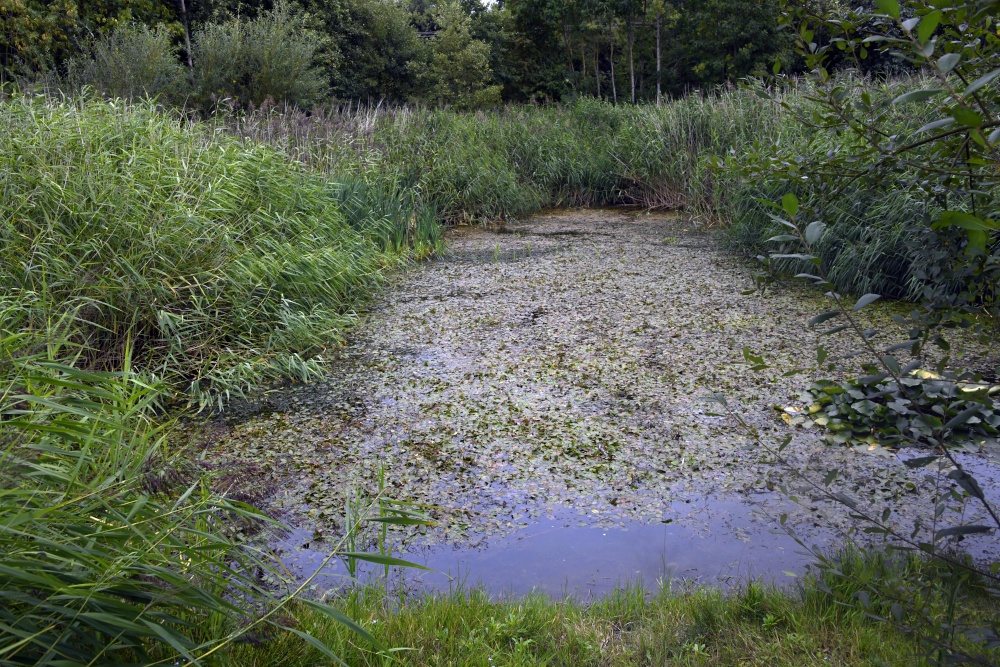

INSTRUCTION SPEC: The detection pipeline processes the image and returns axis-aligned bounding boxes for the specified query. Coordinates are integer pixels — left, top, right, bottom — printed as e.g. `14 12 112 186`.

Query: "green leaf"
300 600 387 650
916 117 955 134
947 469 985 499
919 11 943 44
875 0 900 19
952 106 984 128
771 253 818 261
935 525 991 540
143 621 201 666
881 354 900 375
782 193 799 217
366 516 435 525
936 51 959 73
963 67 1000 96
853 293 881 311
967 229 988 255
804 221 826 245
903 456 939 469
339 552 431 569
809 311 840 327
834 491 859 509
945 406 984 431
933 210 1000 231
277 625 350 666
892 88 945 105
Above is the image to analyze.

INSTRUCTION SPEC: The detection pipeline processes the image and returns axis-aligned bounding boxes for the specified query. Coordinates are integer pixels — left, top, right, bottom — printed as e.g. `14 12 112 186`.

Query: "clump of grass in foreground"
0 314 412 665
0 323 279 664
237 555 999 667
0 94 440 407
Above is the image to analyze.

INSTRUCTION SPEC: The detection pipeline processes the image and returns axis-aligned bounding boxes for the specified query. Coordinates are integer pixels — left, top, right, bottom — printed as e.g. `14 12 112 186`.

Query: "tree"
412 0 501 108
663 0 789 90
191 1 325 108
0 0 179 80
336 0 424 101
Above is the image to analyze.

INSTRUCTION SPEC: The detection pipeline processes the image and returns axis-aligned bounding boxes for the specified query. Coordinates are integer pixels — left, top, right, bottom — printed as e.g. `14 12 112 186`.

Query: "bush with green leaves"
191 1 325 110
721 0 1000 663
66 23 189 104
789 372 1000 450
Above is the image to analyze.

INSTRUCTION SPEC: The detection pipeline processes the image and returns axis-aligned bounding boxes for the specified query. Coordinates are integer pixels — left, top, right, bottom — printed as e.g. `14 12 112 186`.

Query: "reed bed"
0 94 442 407
220 89 787 224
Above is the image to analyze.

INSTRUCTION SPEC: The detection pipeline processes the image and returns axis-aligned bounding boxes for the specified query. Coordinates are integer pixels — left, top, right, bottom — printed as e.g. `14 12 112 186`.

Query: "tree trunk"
628 18 635 104
178 0 194 70
609 33 617 104
595 42 601 98
561 21 576 90
656 13 661 106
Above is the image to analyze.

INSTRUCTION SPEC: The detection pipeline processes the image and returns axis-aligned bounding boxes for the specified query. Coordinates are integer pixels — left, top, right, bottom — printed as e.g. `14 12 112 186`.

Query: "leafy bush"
192 1 325 110
67 23 189 104
723 0 1000 662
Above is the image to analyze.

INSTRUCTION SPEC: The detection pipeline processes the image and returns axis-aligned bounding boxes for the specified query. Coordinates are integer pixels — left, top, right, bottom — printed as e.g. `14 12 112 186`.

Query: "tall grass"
0 320 280 664
0 94 439 407
221 89 783 224
226 78 948 301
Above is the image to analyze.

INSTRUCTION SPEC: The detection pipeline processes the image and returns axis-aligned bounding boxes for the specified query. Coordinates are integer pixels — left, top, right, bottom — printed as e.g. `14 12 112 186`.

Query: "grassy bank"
0 81 942 405
238 562 1000 667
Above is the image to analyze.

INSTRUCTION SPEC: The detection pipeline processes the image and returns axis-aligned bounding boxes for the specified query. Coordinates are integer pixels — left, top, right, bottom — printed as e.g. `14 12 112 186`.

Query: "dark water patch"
275 496 821 599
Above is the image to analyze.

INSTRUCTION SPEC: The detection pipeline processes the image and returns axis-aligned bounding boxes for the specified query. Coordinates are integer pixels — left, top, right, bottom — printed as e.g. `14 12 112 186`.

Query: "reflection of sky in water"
275 496 819 599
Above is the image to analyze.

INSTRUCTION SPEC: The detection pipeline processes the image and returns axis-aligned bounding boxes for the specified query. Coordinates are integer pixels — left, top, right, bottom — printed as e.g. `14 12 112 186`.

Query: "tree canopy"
1 0 798 107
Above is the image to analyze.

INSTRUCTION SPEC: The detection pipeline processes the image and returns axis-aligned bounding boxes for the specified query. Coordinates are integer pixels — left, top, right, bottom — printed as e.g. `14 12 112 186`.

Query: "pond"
198 209 1000 597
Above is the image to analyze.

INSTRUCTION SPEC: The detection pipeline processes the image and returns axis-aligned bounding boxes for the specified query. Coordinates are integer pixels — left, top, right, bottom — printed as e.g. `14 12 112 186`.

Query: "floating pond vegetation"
189 210 1000 592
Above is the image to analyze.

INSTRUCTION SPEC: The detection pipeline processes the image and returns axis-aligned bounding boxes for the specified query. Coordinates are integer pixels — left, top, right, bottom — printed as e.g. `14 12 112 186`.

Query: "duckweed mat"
187 210 1000 587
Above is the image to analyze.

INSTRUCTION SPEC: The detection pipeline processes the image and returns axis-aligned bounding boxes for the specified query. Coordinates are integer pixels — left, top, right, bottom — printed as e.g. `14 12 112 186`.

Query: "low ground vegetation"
242 559 999 667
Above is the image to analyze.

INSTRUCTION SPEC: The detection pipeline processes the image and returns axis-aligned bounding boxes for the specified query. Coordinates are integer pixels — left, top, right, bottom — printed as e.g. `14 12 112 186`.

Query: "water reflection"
275 496 820 598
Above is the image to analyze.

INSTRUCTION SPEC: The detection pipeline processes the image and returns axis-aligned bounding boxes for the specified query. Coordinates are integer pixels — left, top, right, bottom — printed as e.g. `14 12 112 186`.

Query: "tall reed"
0 94 437 407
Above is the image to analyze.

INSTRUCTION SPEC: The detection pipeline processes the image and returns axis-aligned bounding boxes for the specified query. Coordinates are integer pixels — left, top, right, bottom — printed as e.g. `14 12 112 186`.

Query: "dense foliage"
0 95 441 406
1 0 802 106
719 0 1000 662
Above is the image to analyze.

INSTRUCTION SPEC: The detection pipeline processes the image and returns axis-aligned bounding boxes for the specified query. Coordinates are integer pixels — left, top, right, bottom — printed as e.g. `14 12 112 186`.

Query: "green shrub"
66 23 189 104
192 1 325 110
